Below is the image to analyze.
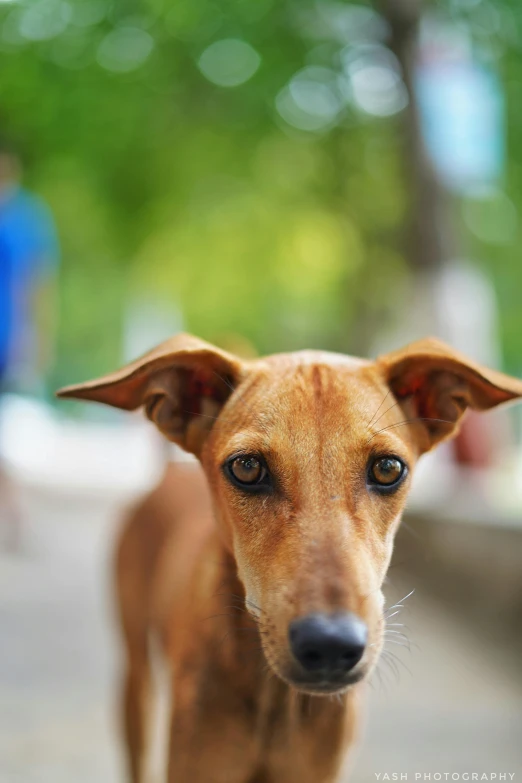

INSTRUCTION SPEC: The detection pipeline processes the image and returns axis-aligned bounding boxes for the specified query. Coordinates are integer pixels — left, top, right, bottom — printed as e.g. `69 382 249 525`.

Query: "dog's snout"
289 612 367 675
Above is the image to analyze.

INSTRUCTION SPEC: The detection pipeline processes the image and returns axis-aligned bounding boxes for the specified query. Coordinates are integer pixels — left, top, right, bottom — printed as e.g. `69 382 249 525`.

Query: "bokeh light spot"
343 45 408 117
20 0 71 41
197 38 261 87
97 26 154 73
276 67 343 132
315 2 388 44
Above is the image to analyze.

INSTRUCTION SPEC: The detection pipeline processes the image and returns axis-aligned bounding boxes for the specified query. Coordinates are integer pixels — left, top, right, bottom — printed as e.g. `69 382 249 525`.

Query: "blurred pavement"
0 485 521 782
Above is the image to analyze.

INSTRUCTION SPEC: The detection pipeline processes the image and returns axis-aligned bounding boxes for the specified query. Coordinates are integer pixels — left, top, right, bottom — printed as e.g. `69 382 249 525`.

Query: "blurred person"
0 141 59 548
0 142 59 390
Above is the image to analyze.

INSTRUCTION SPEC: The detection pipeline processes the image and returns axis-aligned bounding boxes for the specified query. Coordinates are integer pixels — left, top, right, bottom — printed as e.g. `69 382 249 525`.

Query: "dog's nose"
289 612 367 675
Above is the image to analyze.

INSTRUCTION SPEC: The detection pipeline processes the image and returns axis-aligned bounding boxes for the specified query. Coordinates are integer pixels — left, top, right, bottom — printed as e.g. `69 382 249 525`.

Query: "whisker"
213 595 247 609
384 648 413 677
387 634 420 653
370 398 403 429
212 370 237 396
216 592 244 601
211 369 268 428
385 589 415 615
200 610 246 622
374 663 387 694
369 661 385 693
384 629 410 641
215 592 262 612
384 638 411 652
380 650 400 683
182 409 219 421
367 418 453 443
366 389 392 429
222 603 249 613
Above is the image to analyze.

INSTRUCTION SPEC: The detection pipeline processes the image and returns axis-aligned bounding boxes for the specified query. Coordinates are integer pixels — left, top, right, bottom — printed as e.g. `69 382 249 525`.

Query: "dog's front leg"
166 674 261 783
256 689 360 783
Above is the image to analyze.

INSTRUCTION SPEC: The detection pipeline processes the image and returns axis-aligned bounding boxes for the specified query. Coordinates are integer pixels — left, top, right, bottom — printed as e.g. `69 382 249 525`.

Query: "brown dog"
58 334 522 783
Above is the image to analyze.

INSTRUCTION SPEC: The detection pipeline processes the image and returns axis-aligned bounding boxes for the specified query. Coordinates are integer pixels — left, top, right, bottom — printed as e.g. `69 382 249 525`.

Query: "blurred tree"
0 0 409 389
0 0 520 393
380 0 447 272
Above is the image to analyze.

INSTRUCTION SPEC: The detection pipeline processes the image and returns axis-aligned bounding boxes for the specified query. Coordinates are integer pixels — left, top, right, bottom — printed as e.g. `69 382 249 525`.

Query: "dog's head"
58 334 522 694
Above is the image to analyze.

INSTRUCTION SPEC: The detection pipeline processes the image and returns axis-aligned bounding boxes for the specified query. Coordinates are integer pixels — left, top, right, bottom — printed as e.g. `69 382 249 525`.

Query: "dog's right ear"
378 337 522 453
57 333 245 456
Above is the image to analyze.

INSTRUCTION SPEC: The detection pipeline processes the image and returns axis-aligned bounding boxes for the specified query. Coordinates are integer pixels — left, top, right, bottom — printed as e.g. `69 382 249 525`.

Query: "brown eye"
228 455 266 487
370 456 405 487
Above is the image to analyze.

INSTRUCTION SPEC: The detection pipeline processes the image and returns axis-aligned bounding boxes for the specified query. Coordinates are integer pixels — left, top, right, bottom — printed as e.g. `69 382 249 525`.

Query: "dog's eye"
227 455 267 487
369 456 405 487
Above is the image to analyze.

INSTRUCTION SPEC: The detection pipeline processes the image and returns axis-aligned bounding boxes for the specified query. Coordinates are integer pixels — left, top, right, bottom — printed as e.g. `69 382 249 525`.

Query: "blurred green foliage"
0 0 521 388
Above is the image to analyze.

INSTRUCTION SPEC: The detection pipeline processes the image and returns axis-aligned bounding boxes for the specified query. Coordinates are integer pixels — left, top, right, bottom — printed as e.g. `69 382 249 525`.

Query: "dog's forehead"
260 349 371 372
248 351 378 398
228 349 386 431
216 351 411 459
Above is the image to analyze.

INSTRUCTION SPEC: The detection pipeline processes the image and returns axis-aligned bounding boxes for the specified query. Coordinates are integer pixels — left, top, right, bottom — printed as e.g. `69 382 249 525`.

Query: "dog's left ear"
378 337 522 453
57 333 245 456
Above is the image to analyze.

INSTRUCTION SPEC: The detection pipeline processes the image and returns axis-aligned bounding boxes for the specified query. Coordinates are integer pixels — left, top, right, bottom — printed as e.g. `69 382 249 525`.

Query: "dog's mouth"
260 641 371 696
285 667 367 695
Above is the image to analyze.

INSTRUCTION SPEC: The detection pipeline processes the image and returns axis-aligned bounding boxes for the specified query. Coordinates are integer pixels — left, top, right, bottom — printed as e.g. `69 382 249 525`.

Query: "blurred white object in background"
375 258 501 369
0 394 164 502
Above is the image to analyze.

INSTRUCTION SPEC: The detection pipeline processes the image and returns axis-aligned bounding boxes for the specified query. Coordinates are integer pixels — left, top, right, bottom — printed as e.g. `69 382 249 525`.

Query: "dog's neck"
203 533 357 760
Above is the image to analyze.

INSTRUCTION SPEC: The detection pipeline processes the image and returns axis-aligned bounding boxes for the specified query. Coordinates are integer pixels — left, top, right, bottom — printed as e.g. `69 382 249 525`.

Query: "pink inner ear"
184 369 221 415
394 374 425 399
394 373 434 419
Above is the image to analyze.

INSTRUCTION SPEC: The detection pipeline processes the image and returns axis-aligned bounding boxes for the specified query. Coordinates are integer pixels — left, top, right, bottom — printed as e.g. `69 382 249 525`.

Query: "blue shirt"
0 187 58 374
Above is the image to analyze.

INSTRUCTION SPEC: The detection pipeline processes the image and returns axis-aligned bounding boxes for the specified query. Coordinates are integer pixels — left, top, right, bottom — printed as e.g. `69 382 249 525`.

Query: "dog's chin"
266 660 367 696
287 669 366 696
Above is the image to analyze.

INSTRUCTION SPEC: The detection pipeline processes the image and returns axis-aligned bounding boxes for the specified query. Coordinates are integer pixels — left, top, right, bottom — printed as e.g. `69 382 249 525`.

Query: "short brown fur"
58 334 522 783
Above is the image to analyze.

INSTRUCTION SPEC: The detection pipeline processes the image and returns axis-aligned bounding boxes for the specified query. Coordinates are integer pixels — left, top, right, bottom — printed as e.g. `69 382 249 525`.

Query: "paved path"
1 488 521 782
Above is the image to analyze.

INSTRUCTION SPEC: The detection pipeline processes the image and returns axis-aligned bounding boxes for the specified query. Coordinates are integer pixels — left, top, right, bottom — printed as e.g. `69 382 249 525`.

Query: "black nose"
289 612 367 675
